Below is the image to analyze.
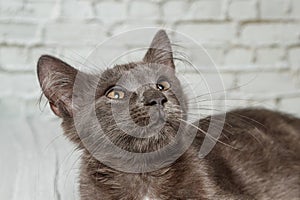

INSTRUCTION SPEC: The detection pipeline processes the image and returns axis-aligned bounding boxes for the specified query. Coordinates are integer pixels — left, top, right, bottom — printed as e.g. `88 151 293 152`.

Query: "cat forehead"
99 62 174 85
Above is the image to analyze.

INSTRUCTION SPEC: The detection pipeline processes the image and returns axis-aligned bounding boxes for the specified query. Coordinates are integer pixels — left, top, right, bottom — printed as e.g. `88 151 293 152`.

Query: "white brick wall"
224 47 253 65
228 0 257 20
186 0 224 20
129 1 160 20
163 0 188 21
0 0 299 119
241 23 300 45
259 0 290 19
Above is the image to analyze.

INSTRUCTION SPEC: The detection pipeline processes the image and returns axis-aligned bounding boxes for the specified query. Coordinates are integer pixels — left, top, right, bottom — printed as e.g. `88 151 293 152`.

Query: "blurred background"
0 0 299 199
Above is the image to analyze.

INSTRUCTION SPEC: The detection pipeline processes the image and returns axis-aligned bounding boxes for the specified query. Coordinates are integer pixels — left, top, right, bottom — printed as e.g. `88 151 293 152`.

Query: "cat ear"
37 55 78 118
143 30 175 68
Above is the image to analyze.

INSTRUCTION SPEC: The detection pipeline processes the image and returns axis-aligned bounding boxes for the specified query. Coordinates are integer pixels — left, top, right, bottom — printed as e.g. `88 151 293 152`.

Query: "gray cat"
37 30 300 199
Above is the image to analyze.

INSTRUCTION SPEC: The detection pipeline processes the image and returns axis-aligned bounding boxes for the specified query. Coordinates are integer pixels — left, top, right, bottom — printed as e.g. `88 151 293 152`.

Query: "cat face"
93 63 187 153
37 30 188 154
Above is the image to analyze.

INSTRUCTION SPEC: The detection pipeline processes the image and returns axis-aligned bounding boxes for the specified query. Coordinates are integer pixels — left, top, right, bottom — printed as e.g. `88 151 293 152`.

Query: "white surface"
0 116 80 200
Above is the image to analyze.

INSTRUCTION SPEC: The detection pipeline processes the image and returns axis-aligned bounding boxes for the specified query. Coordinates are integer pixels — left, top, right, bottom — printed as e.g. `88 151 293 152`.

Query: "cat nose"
146 96 167 106
143 89 168 106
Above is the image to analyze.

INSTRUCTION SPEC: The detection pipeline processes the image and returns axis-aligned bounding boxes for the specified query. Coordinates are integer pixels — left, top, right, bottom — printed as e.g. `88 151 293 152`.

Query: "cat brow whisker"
58 52 103 73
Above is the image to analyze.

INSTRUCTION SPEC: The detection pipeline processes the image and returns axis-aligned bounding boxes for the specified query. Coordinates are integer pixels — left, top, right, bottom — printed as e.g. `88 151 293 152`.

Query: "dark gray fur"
37 30 300 199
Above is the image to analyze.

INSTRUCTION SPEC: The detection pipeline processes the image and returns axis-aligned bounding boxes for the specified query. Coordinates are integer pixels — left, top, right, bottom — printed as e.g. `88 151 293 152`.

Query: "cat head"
37 30 188 155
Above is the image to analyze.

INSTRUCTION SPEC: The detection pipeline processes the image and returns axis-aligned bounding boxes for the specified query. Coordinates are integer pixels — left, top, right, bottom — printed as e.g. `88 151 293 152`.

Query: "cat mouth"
148 105 167 126
129 105 170 128
157 108 166 122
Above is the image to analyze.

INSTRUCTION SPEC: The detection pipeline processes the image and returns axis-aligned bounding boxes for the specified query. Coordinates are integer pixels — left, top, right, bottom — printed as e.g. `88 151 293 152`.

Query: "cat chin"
121 118 178 139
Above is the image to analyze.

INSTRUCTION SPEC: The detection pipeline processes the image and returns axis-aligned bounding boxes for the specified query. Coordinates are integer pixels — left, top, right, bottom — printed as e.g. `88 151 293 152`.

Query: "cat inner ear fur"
37 55 78 118
143 29 175 68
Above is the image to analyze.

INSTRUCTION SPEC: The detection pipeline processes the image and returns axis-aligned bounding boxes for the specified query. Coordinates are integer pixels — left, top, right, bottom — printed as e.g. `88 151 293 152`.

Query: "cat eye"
157 80 171 91
105 86 126 100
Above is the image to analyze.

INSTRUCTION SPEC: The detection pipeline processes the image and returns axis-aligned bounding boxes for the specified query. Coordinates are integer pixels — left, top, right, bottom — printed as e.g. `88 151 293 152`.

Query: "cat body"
37 30 300 200
78 109 300 200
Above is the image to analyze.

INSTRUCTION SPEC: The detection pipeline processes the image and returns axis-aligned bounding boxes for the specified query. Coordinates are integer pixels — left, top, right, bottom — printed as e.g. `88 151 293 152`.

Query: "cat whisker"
189 106 266 129
177 118 238 150
58 52 103 73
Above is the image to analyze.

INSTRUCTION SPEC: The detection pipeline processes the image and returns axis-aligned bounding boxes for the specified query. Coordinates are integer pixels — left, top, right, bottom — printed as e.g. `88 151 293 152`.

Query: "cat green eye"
157 80 171 91
106 87 125 100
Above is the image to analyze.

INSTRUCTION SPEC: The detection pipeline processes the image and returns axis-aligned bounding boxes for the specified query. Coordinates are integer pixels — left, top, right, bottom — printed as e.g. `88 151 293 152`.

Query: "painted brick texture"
0 0 299 118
